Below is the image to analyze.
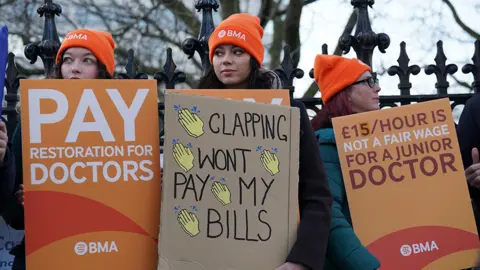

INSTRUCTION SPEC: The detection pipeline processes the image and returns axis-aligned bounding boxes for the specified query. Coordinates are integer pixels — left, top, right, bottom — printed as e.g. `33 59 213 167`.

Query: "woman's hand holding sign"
0 121 7 163
15 184 24 206
466 147 480 189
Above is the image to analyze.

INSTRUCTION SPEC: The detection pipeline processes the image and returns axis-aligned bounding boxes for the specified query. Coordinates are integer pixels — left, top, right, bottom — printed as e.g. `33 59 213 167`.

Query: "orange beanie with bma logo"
209 13 264 67
56 29 116 76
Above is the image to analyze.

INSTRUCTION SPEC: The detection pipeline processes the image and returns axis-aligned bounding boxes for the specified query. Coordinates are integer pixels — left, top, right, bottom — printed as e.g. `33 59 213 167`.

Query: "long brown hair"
311 88 353 131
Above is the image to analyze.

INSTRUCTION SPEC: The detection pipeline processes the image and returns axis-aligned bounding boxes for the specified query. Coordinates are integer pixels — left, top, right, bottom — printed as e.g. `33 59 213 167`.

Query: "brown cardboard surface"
159 92 299 270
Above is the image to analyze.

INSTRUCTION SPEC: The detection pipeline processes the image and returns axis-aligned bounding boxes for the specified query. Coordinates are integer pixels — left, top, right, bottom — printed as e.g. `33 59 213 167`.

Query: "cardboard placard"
159 92 299 269
332 98 480 270
167 89 291 106
20 80 161 270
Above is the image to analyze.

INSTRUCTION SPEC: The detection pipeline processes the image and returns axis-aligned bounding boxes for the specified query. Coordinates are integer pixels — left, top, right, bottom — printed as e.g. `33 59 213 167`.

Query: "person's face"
212 44 251 88
61 47 99 79
349 71 381 113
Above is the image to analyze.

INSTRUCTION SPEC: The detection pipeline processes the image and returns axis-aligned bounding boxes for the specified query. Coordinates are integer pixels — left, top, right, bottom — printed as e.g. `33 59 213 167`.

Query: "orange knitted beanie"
313 54 371 103
56 29 116 76
209 13 264 67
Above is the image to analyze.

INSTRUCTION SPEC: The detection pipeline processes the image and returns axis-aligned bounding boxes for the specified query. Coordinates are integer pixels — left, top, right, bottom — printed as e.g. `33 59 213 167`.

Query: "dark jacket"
287 99 333 270
0 142 16 213
1 122 25 266
315 128 380 270
457 93 480 235
259 70 333 269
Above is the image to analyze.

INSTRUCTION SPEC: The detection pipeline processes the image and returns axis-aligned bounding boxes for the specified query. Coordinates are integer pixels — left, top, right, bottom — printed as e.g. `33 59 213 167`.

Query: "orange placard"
332 98 480 270
20 79 161 270
167 89 291 106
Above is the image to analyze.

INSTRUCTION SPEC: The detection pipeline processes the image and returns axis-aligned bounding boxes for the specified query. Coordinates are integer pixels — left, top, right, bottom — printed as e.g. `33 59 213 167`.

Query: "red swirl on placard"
25 191 156 255
366 226 480 270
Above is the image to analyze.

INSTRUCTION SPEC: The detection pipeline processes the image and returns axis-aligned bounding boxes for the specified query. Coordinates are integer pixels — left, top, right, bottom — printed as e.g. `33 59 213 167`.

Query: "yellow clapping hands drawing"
211 180 231 206
261 149 280 176
178 108 204 138
173 142 195 172
177 209 200 237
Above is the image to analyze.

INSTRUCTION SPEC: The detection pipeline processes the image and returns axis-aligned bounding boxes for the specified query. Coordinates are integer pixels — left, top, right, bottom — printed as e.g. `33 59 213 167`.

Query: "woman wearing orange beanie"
310 54 381 270
198 13 277 89
1 28 115 270
198 13 333 270
51 28 115 79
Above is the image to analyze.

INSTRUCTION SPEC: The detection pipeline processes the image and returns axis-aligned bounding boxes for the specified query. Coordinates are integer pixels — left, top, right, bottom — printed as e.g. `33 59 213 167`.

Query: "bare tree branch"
276 0 319 16
268 16 284 69
302 9 357 98
284 0 303 67
450 74 473 91
442 0 480 40
219 0 240 19
164 0 201 36
0 0 15 8
15 62 46 76
259 0 282 28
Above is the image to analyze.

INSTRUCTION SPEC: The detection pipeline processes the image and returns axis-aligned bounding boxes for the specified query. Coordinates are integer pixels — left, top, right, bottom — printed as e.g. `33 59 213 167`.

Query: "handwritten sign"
159 92 299 270
332 98 480 270
20 79 161 270
167 89 291 106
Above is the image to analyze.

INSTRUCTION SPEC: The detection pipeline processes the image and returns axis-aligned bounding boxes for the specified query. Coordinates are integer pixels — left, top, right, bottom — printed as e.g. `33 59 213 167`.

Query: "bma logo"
64 33 87 41
400 245 412 256
74 241 118 255
218 30 226 38
400 241 439 257
217 29 246 41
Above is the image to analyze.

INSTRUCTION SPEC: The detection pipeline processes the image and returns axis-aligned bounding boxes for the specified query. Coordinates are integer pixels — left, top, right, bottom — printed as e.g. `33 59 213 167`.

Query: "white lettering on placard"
400 241 439 257
106 88 149 142
74 241 118 255
28 88 150 144
66 89 114 142
29 145 153 159
28 89 69 144
30 160 154 185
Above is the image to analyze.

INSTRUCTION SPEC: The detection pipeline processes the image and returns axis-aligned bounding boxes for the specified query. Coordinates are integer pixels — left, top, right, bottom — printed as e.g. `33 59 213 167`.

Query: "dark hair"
197 57 279 89
311 88 353 131
48 52 113 79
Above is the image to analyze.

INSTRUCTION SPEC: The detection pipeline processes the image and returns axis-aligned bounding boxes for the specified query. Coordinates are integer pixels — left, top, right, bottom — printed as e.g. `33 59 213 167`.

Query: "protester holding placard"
2 28 116 270
310 54 381 270
457 93 480 237
197 13 333 270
